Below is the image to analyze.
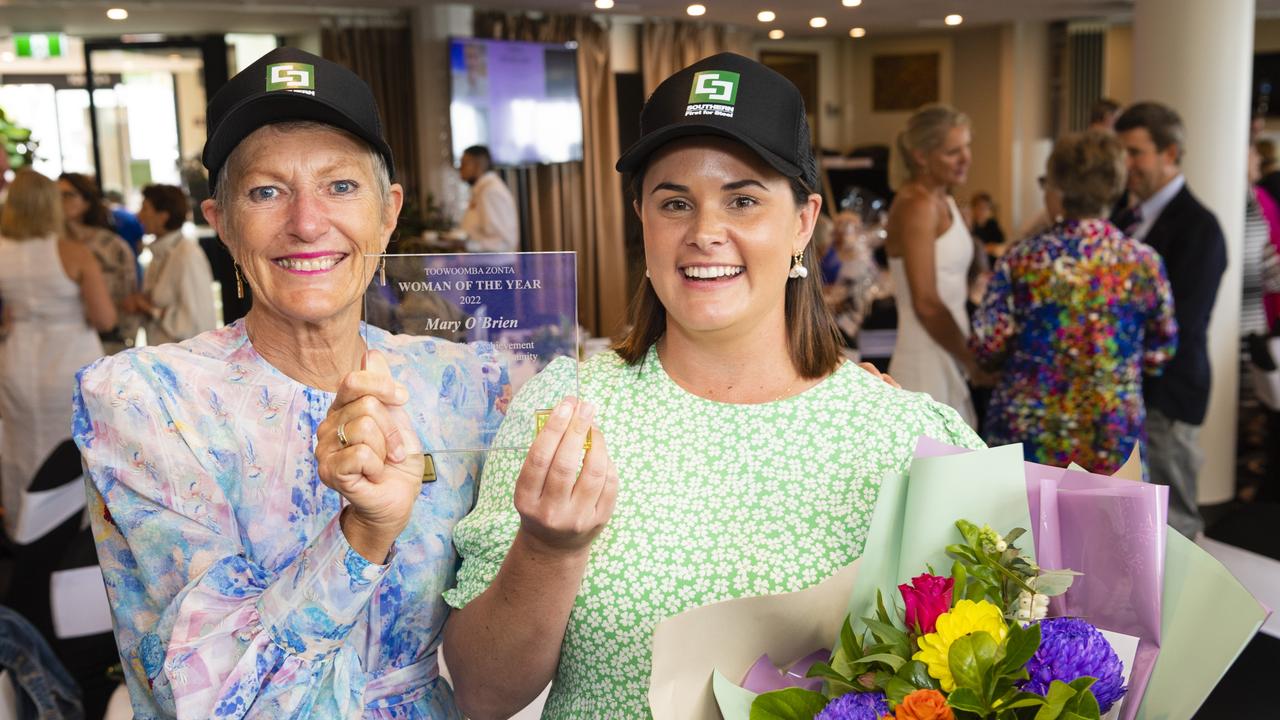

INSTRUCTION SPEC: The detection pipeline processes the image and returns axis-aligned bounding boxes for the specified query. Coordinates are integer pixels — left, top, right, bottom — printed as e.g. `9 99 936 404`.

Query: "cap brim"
615 123 803 183
203 92 394 186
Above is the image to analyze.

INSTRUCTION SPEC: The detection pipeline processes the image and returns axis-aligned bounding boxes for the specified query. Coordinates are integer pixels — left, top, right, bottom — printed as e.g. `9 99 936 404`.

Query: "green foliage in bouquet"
748 520 1112 720
947 521 1079 621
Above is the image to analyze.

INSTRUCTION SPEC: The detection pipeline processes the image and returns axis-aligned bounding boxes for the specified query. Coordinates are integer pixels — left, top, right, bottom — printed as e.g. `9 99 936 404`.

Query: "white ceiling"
2 0 1280 39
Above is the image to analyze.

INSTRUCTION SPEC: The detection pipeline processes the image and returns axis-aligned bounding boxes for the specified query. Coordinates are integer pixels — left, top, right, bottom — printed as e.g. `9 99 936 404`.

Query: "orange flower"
894 689 954 720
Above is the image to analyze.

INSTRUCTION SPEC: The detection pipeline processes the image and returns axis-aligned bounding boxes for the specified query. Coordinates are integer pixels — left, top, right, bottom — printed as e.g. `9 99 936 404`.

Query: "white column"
410 4 473 218
1132 0 1254 503
1005 21 1053 234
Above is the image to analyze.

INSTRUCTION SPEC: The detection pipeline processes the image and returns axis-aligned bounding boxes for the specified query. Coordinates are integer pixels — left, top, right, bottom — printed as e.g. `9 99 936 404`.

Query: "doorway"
82 36 228 213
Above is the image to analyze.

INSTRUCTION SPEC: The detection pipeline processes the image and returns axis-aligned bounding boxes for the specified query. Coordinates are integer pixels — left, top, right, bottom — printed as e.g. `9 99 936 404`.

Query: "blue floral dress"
73 320 505 719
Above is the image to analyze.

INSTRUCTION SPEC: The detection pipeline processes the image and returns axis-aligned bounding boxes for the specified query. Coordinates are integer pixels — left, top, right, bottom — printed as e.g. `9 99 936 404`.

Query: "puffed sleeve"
443 356 577 609
74 353 392 719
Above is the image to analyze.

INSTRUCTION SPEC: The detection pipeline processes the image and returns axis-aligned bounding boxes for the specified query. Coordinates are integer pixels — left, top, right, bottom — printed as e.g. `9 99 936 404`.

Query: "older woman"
73 48 504 719
59 172 137 352
440 53 982 719
885 104 991 427
970 131 1177 473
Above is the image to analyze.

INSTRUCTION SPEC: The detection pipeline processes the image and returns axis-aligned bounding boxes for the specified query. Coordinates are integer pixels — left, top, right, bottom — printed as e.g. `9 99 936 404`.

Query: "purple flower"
1022 618 1127 712
815 691 890 720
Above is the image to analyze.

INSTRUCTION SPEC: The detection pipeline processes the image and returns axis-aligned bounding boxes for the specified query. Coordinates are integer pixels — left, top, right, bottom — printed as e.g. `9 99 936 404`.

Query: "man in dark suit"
1113 102 1227 539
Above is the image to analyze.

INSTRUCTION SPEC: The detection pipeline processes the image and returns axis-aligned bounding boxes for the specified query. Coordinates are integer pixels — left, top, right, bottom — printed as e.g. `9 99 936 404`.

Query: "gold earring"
234 264 245 299
788 250 808 279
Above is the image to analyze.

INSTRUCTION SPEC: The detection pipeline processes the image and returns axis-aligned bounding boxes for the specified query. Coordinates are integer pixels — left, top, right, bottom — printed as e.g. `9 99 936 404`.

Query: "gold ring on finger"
337 421 351 448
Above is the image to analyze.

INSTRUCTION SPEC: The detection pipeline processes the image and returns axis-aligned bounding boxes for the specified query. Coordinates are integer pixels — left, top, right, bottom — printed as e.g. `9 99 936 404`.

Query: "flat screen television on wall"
449 37 584 166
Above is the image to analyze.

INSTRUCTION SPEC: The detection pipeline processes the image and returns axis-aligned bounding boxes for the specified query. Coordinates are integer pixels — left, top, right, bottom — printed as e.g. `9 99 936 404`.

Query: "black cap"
202 47 395 190
616 52 818 191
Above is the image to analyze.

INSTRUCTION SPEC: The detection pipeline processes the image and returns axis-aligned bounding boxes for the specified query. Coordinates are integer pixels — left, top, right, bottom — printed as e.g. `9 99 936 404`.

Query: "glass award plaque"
364 251 579 457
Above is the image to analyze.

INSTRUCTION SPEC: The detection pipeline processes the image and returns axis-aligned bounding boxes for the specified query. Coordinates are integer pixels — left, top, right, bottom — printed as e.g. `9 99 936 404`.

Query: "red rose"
898 573 954 635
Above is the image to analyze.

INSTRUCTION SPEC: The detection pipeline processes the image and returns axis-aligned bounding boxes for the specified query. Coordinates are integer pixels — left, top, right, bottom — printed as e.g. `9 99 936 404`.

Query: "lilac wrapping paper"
914 438 1165 720
1023 463 1166 720
741 650 829 694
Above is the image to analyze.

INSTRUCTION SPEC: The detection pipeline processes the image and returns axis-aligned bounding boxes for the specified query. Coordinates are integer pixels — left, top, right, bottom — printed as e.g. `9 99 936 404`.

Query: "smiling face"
636 136 820 343
1117 126 1179 202
201 124 403 329
915 125 971 187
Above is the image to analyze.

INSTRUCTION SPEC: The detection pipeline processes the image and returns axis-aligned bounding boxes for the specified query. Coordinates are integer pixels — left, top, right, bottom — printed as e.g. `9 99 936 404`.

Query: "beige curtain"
321 25 422 202
641 20 755 97
473 12 628 339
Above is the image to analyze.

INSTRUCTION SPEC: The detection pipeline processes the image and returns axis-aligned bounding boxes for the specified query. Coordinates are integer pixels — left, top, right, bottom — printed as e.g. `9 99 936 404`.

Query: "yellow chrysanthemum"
911 599 1009 692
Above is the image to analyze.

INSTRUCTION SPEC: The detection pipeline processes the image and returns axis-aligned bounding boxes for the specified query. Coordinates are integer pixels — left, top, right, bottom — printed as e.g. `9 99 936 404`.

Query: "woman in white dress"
0 170 117 686
885 104 991 428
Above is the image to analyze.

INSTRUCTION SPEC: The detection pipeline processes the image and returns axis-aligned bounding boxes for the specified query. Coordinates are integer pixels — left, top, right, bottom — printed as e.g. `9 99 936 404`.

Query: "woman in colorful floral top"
441 53 983 720
73 48 502 719
970 131 1177 474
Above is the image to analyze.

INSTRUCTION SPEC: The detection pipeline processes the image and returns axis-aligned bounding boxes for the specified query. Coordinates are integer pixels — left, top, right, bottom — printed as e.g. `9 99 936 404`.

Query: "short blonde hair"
897 103 969 176
1046 130 1126 219
1 170 63 239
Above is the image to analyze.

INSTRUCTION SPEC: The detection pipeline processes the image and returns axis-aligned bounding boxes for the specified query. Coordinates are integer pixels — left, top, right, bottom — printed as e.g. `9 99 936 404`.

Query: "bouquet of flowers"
646 439 1267 720
748 519 1123 720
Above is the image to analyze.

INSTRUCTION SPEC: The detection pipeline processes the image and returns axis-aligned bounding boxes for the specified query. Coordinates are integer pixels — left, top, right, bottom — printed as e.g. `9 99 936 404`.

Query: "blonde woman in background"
885 104 991 428
58 172 137 353
0 170 117 708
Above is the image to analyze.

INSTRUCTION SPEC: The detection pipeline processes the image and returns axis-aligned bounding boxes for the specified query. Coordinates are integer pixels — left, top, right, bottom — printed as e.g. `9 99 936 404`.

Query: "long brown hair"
58 172 112 229
613 166 844 380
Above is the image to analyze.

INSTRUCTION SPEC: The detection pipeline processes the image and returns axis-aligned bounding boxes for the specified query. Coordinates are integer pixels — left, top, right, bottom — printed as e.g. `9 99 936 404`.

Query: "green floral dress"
445 347 982 717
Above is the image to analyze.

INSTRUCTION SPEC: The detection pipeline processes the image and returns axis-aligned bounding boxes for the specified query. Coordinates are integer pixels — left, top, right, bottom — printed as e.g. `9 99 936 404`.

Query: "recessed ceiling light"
842 0 862 6
757 10 776 22
810 17 828 28
945 14 963 26
687 4 707 16
107 7 129 20
850 27 867 38
769 29 785 40
595 0 614 8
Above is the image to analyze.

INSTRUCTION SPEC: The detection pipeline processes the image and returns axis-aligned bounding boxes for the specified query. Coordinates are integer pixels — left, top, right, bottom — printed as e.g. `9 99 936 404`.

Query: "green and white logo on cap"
688 70 740 105
266 63 315 92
